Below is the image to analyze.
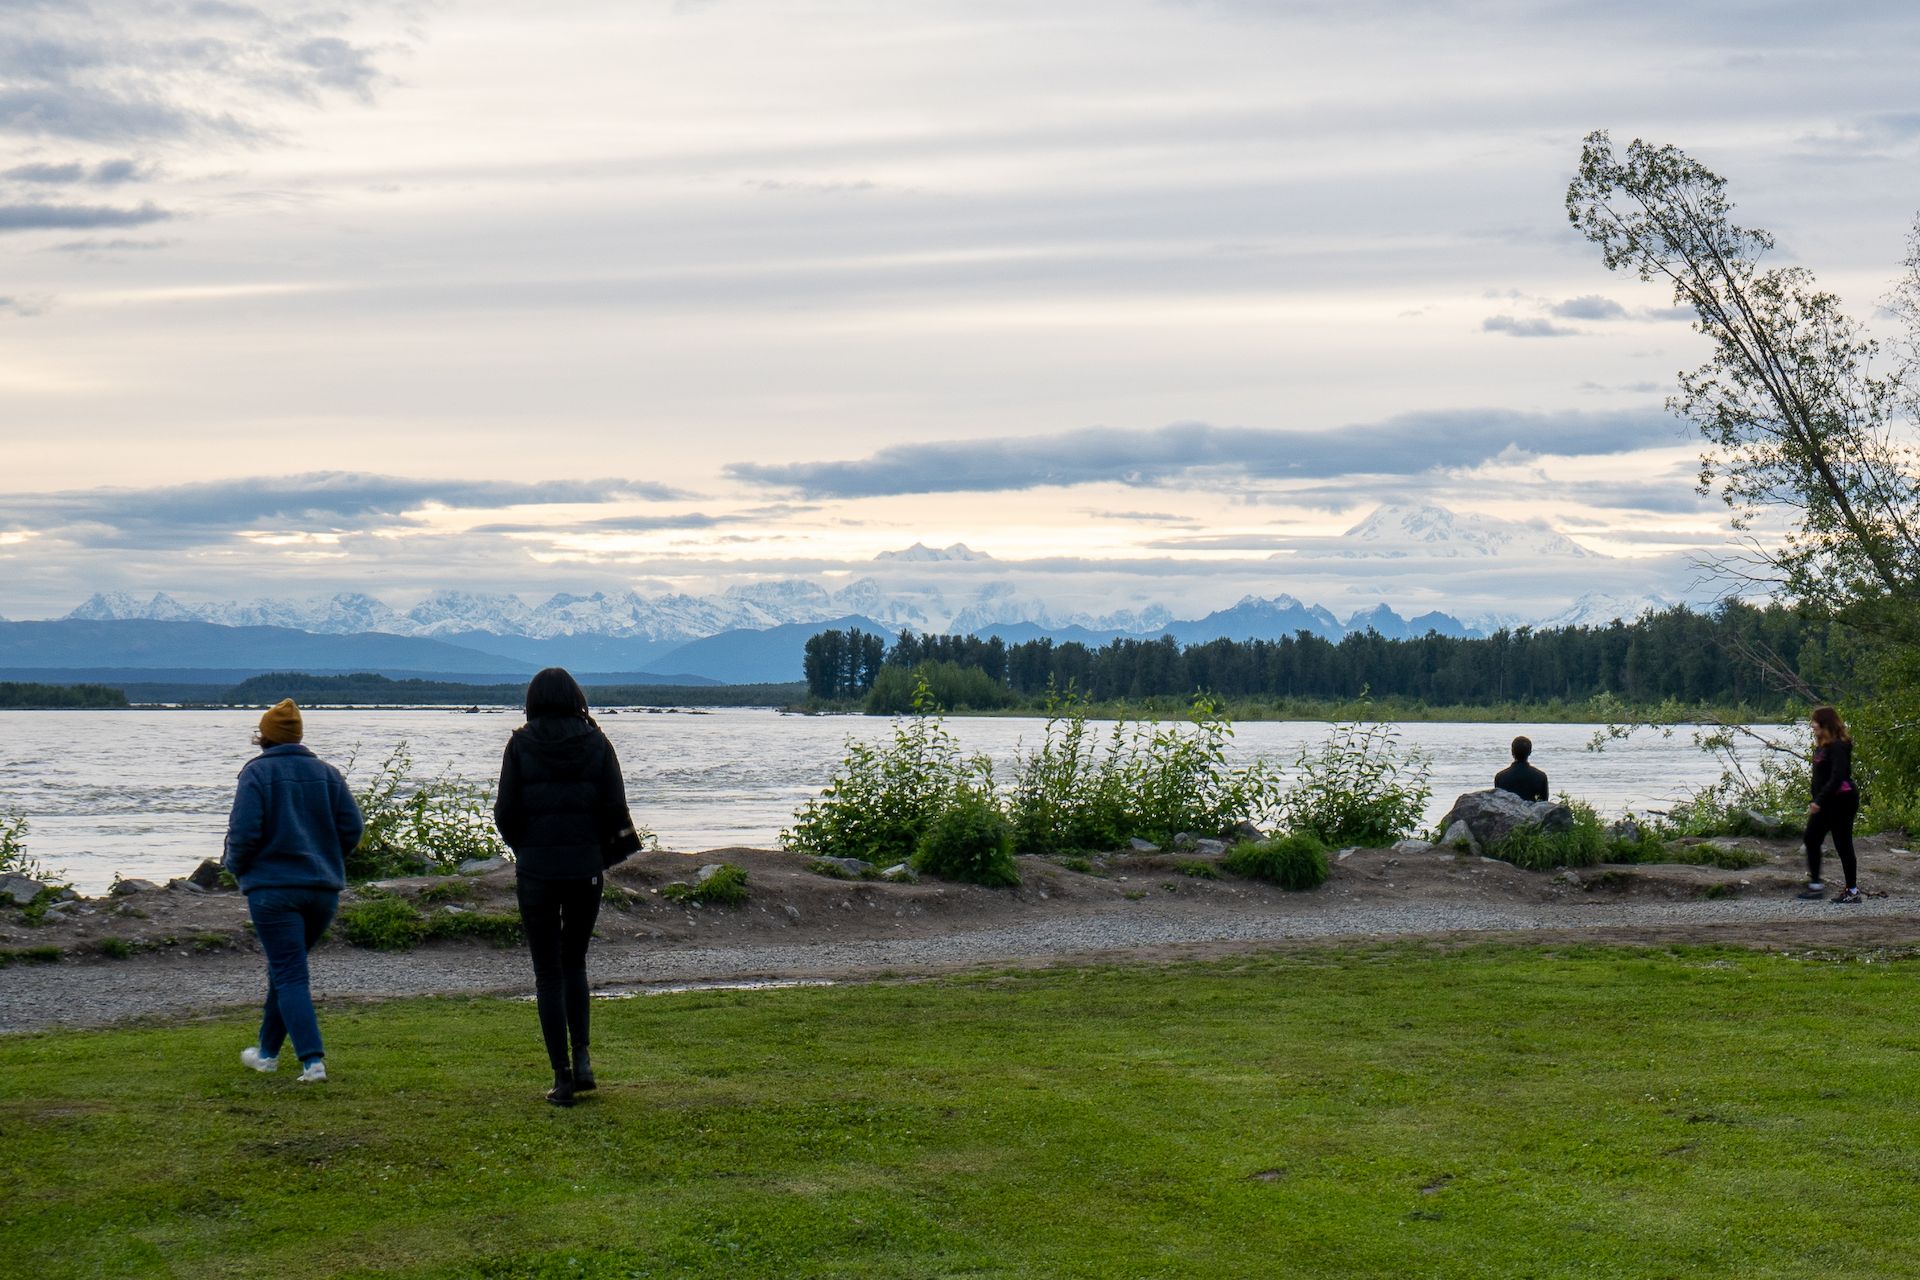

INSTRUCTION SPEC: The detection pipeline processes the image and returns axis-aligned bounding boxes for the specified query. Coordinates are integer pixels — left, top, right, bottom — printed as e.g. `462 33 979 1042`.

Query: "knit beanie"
258 698 303 745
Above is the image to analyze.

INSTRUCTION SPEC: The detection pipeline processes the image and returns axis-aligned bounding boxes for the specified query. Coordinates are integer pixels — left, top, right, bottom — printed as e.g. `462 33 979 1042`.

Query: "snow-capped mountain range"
54 506 1685 645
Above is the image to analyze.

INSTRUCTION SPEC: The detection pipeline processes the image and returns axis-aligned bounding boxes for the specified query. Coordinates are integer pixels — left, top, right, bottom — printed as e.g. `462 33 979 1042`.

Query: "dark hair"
1511 735 1533 761
525 667 589 720
1811 705 1850 746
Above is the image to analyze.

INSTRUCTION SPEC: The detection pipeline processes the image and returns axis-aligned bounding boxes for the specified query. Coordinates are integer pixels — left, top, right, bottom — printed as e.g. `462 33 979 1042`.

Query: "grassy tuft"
1223 833 1331 890
662 864 749 906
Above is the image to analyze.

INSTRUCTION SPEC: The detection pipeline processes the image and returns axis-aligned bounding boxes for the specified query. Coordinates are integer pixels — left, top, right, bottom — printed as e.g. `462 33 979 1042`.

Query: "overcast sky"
2 0 1917 621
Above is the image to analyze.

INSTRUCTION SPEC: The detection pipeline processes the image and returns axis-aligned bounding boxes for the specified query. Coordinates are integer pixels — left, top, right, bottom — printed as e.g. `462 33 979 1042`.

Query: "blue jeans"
247 886 339 1065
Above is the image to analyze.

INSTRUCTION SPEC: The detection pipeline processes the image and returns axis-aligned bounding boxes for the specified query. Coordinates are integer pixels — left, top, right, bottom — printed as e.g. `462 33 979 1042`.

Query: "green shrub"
1492 799 1609 871
1277 720 1431 847
1174 859 1220 879
662 864 749 906
912 787 1019 887
1057 856 1095 874
427 912 524 945
1 809 67 890
867 661 1015 713
785 678 989 865
0 945 61 968
1223 833 1331 890
335 895 429 950
416 880 475 904
96 938 135 960
1008 689 1275 853
807 858 880 880
346 743 511 881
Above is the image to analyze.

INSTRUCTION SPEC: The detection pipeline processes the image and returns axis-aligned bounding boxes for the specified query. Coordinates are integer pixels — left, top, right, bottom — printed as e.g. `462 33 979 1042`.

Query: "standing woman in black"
1799 705 1862 904
493 668 638 1104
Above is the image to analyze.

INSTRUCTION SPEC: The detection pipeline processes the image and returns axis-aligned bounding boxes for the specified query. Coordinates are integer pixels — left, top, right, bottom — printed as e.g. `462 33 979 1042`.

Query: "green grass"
5 945 1920 1277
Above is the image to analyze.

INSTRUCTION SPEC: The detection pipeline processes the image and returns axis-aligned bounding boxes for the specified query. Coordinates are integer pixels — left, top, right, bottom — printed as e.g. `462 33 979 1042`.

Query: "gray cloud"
1550 294 1629 320
0 200 170 231
728 409 1683 499
0 5 401 143
47 234 174 252
1482 314 1578 338
2 156 148 183
2 472 689 548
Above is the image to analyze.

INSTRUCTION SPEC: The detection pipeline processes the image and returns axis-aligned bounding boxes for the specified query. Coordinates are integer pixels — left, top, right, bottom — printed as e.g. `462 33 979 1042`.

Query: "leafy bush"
335 895 429 950
1174 860 1220 879
96 938 135 960
662 864 749 906
335 891 524 949
346 743 511 881
785 678 990 864
1 809 65 888
1008 689 1275 853
912 786 1019 887
867 661 1015 713
1223 833 1331 891
1277 720 1431 846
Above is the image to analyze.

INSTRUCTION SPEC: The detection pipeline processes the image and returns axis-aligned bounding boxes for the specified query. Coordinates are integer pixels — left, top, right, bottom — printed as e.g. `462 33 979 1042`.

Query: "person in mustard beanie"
224 699 363 1084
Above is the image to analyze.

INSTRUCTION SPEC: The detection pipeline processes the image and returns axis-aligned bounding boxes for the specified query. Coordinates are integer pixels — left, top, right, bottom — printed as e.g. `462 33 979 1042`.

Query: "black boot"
571 1046 596 1093
546 1070 576 1107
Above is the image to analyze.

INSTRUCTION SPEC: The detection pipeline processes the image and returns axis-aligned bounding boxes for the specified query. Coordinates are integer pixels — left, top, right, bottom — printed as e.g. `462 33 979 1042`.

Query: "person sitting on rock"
1494 736 1549 802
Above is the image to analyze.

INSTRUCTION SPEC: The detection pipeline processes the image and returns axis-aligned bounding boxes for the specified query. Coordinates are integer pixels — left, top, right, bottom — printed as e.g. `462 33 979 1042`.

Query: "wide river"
1 708 1734 894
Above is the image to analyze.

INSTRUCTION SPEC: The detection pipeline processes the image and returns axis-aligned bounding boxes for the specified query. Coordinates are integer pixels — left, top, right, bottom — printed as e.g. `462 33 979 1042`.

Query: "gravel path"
5 890 1915 1035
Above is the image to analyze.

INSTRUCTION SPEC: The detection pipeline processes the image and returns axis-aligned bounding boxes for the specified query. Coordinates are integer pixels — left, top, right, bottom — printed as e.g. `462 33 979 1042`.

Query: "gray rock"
1127 838 1161 854
1607 818 1643 844
53 887 79 903
1435 790 1572 853
1228 820 1267 843
108 878 160 897
695 864 728 883
167 878 207 894
0 874 47 906
810 856 876 879
1440 821 1482 856
1743 808 1785 835
781 903 801 921
881 862 919 883
186 859 227 891
1191 838 1229 857
1172 832 1199 851
1391 838 1438 856
457 856 512 876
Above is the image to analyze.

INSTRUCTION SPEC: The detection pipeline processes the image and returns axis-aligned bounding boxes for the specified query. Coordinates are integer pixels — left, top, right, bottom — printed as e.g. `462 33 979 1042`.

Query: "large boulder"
0 874 47 906
1436 790 1573 853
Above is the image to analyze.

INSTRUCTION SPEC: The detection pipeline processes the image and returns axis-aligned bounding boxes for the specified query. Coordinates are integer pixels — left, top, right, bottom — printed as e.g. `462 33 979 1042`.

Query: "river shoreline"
5 837 1916 1035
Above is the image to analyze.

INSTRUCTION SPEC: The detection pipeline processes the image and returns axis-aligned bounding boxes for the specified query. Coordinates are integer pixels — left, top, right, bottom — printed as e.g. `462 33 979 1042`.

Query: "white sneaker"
297 1060 327 1084
241 1047 279 1073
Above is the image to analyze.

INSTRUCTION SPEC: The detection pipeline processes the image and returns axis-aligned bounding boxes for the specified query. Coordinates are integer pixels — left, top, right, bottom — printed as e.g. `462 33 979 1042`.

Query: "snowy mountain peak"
873 542 994 563
1338 502 1599 560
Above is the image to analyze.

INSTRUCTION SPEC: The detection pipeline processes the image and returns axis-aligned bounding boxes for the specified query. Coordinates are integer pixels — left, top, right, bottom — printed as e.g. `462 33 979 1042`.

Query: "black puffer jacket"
493 717 634 880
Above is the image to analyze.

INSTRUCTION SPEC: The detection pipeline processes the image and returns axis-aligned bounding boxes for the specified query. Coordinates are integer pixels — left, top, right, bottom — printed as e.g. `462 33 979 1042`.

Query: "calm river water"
0 708 1731 894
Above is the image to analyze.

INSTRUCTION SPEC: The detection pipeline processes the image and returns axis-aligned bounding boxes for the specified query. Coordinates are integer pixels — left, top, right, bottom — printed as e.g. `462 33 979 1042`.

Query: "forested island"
0 681 129 709
803 603 1818 719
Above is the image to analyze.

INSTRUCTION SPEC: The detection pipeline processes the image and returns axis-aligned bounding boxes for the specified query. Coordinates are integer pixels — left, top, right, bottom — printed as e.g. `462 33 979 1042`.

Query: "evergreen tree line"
803 603 1821 708
801 628 886 700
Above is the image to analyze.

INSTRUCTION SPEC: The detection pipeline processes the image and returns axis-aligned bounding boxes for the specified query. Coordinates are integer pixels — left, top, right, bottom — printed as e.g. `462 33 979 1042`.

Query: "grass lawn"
4 944 1920 1278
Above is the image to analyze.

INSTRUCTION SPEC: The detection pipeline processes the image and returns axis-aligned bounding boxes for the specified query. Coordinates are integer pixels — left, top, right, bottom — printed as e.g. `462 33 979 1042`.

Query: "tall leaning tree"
1566 131 1920 647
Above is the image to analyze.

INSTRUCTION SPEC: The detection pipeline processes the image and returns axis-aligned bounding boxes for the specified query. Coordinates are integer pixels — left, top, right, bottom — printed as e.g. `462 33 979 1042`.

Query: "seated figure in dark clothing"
1494 735 1549 802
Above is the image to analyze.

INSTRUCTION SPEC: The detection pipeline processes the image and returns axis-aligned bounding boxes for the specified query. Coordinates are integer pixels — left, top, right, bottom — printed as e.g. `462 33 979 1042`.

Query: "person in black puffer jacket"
493 667 637 1105
1800 704 1862 904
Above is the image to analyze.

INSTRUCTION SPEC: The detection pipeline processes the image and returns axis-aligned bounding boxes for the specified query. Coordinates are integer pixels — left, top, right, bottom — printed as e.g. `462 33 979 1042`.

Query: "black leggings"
1804 794 1859 889
516 874 602 1075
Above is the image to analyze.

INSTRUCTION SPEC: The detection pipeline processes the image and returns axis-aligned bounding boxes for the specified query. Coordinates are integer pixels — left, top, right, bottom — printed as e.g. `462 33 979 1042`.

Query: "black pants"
516 874 602 1075
1805 793 1860 889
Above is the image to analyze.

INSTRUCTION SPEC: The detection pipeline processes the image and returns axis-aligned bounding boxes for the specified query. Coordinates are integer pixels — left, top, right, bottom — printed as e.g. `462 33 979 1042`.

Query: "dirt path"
6 838 1919 1034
